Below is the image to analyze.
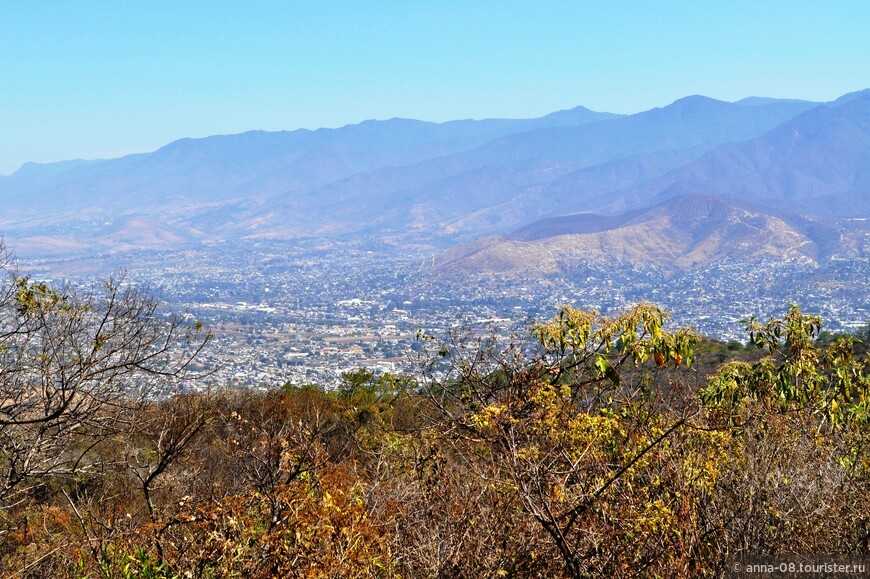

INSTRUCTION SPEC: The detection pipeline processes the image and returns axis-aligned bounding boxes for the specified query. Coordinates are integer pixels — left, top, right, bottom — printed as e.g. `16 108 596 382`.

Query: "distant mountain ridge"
599 91 870 217
247 95 821 237
1 90 868 268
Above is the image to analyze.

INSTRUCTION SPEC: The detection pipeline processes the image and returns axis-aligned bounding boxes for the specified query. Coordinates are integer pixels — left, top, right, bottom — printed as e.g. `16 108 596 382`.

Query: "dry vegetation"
1 251 869 578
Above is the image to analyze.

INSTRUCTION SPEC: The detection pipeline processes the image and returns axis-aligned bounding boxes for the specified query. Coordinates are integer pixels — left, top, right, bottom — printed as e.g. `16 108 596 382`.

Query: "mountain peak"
833 88 870 105
734 96 816 107
538 105 621 126
640 95 734 121
668 94 727 109
8 159 102 179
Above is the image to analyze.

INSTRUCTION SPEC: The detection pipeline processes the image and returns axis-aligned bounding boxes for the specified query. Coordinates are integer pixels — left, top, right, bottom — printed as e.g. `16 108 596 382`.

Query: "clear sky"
1 1 868 175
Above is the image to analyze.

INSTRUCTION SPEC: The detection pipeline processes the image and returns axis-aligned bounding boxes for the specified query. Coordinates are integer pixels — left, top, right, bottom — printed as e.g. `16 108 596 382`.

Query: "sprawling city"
18 238 869 391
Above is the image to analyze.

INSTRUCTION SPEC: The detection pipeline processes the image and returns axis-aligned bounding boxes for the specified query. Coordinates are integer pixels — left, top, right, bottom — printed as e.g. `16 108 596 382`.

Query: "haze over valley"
4 90 868 388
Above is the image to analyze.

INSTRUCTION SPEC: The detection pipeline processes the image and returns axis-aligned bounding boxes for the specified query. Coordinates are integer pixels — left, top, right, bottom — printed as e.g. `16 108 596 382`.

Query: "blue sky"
1 1 868 175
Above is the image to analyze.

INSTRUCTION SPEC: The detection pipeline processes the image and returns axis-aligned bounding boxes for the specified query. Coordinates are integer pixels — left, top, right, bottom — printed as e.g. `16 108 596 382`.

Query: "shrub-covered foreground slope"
1 266 869 578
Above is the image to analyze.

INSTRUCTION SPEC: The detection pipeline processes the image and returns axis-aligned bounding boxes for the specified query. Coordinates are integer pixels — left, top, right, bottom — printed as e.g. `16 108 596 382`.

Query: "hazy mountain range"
2 89 869 269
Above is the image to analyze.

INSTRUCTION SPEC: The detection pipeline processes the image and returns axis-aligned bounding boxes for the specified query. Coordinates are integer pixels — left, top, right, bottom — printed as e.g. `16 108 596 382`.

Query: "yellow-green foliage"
3 301 870 579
